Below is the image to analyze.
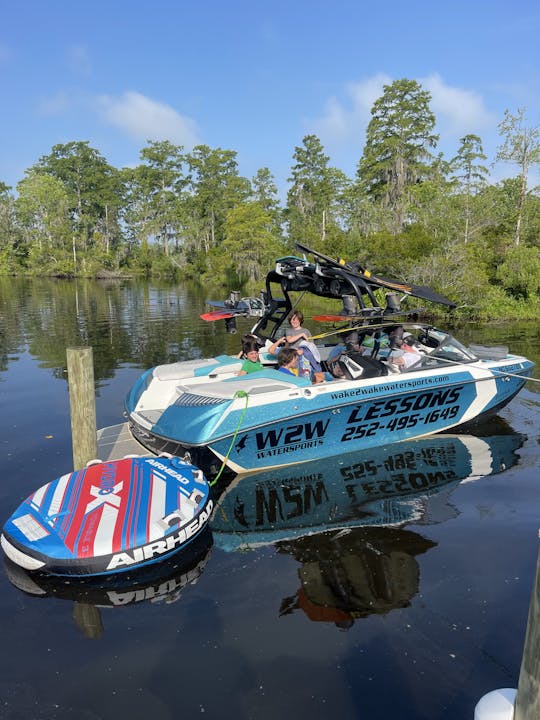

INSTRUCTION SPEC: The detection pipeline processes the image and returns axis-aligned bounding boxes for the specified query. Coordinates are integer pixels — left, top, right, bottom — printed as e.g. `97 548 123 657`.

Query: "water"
0 277 539 720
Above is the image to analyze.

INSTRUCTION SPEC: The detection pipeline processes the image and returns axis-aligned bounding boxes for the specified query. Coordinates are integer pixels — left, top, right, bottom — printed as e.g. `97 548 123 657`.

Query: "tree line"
1 78 539 319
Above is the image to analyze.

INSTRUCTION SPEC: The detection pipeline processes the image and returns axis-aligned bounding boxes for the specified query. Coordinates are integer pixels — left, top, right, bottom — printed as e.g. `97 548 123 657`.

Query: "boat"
1 455 213 576
125 243 534 476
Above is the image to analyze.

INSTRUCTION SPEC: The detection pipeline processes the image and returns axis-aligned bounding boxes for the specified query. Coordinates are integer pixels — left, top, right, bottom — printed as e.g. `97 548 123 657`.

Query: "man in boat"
389 334 423 370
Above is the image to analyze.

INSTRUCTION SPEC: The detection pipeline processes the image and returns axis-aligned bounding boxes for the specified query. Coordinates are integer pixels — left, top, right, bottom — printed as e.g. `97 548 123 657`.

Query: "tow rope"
209 389 249 486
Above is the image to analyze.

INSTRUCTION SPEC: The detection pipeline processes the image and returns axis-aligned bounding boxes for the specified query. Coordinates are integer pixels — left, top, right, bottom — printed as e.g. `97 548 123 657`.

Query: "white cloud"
310 73 391 148
421 73 495 138
98 91 201 148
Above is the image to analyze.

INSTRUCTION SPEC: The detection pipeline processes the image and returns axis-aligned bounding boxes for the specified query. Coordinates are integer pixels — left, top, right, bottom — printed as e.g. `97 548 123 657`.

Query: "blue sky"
1 0 539 194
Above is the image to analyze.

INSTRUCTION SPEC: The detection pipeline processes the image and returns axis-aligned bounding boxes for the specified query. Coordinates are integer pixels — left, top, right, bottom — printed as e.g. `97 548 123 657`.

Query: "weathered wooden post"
66 347 97 470
514 538 540 719
474 537 540 719
66 347 103 638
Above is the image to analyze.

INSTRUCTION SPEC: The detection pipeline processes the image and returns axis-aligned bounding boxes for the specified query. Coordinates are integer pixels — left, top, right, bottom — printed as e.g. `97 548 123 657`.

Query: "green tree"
214 202 285 284
496 244 540 298
185 146 250 260
0 183 23 273
251 167 283 235
451 134 489 243
407 154 458 247
286 134 348 249
480 179 522 251
124 140 187 259
496 108 540 245
340 181 386 254
35 141 124 255
357 78 439 232
15 171 72 273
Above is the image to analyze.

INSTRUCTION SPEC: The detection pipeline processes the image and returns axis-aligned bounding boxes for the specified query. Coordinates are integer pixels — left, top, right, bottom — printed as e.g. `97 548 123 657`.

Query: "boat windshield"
416 330 477 368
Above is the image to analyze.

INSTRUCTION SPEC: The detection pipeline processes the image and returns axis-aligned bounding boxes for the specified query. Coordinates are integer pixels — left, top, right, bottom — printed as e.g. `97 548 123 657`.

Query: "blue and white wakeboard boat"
125 243 534 476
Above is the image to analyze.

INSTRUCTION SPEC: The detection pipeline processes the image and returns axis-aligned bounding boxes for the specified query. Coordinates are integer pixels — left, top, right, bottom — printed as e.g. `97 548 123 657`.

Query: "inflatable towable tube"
1 456 213 576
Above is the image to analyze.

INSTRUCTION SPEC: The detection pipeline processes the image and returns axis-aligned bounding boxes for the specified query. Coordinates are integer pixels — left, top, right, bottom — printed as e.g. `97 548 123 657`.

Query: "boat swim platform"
97 422 153 462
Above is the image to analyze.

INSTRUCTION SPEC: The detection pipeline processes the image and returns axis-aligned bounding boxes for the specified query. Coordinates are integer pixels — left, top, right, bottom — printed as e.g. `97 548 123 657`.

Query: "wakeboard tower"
201 242 455 335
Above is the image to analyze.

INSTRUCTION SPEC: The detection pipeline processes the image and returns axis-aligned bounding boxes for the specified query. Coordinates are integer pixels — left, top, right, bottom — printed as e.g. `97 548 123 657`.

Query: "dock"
96 422 152 462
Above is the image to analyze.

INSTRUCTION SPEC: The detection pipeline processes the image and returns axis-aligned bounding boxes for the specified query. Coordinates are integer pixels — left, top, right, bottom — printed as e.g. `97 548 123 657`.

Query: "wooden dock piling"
514 539 540 719
66 347 97 470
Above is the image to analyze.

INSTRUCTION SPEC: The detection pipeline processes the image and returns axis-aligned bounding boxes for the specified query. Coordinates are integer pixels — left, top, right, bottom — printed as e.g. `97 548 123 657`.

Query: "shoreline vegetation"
1 79 539 321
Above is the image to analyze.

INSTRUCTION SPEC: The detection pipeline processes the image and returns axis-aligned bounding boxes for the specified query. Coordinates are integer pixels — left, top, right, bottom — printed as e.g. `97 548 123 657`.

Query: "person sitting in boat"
358 330 390 358
271 343 324 382
275 346 328 384
269 311 325 382
235 333 264 358
268 310 310 353
236 339 263 375
284 310 311 346
277 347 300 376
389 339 422 371
343 329 361 352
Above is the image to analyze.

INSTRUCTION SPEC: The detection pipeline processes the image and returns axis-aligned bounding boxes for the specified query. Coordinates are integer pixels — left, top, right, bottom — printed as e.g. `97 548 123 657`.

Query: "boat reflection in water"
211 423 524 627
277 527 435 629
3 527 213 612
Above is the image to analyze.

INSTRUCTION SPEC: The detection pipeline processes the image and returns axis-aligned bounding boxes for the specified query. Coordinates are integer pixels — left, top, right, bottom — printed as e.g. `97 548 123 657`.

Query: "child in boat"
277 347 328 384
268 310 311 353
277 347 299 376
237 339 263 375
284 310 311 347
236 333 264 358
269 310 325 382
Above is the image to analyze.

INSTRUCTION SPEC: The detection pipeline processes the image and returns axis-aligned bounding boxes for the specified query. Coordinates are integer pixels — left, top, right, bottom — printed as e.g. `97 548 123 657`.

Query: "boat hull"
126 357 534 475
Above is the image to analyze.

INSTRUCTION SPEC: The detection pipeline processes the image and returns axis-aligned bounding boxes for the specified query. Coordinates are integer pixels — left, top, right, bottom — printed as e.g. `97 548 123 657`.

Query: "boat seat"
154 358 224 381
225 369 312 389
327 352 388 380
176 369 312 401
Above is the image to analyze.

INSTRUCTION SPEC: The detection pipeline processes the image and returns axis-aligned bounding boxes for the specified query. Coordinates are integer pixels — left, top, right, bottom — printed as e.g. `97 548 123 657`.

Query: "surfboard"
1 456 213 577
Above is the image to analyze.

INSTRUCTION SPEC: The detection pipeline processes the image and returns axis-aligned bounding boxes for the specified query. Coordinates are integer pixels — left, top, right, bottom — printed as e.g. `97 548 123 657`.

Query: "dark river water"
0 277 539 720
